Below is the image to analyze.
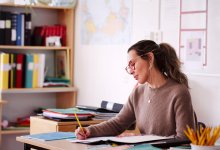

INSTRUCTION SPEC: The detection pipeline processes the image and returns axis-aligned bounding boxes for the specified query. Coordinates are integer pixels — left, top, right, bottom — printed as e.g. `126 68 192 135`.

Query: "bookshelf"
0 3 77 142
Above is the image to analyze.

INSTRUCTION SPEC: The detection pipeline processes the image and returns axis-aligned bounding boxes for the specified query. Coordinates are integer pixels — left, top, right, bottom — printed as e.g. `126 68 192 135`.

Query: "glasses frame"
125 53 147 75
125 50 156 75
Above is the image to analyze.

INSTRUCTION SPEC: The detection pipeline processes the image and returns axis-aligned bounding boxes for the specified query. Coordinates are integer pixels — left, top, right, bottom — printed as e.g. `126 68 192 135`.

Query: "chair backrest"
194 111 206 131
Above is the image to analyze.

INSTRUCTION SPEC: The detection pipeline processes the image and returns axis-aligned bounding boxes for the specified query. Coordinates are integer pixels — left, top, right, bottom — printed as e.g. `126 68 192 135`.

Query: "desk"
30 116 106 134
16 137 87 150
30 116 140 135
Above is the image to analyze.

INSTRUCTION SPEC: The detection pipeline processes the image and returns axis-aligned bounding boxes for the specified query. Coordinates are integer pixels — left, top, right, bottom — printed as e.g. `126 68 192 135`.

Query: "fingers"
75 127 90 140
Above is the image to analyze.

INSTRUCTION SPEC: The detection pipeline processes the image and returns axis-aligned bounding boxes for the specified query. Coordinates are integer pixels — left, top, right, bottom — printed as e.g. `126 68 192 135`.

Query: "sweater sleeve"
87 95 136 137
174 88 196 139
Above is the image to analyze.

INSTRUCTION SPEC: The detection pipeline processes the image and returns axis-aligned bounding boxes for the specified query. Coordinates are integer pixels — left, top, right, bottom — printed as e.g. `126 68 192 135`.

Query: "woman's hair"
128 40 189 88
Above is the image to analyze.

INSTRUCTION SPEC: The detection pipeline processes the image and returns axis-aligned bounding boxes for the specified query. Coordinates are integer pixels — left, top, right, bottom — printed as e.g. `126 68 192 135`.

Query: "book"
15 53 25 88
70 135 173 144
8 53 15 88
11 12 18 45
76 105 117 113
25 54 33 88
24 13 31 46
42 107 95 120
42 111 93 120
4 11 11 45
44 108 94 115
16 13 24 46
32 54 39 88
38 53 45 88
0 53 10 89
0 11 6 45
22 132 76 141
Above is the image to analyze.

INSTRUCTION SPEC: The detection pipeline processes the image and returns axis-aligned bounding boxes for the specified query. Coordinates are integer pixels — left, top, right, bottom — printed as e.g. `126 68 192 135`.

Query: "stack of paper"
70 135 173 144
42 107 95 120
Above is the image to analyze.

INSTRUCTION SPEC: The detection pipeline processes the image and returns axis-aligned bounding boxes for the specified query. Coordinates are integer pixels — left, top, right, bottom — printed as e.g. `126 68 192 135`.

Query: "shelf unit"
0 3 77 142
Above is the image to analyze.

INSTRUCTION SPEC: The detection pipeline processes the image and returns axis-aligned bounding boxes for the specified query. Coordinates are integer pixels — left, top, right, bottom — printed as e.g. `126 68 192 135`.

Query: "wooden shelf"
0 45 70 51
1 129 30 135
1 87 77 94
0 3 74 10
0 3 76 142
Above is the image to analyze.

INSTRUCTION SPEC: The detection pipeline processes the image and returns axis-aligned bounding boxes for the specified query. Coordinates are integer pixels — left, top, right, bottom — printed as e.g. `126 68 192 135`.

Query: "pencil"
74 113 86 137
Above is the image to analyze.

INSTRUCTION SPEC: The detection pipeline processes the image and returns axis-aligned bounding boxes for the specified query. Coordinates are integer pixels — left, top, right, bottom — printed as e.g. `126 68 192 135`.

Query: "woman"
75 40 196 140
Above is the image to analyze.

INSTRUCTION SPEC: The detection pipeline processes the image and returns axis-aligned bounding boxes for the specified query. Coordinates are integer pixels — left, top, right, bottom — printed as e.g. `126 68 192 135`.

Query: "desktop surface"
16 136 87 150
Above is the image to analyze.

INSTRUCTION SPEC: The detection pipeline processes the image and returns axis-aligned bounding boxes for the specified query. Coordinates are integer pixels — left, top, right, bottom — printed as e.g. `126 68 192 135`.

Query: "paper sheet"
70 135 173 144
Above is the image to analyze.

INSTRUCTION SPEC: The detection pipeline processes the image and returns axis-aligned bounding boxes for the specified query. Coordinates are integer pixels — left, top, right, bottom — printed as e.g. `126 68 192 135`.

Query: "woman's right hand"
75 127 90 140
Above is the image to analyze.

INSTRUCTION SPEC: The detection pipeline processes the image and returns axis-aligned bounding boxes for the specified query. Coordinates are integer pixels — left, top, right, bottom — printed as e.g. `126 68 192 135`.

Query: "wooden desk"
30 116 106 134
16 136 87 150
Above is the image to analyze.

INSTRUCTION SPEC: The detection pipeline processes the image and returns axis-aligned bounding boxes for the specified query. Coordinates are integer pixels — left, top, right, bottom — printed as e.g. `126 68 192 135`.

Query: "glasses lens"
125 66 132 74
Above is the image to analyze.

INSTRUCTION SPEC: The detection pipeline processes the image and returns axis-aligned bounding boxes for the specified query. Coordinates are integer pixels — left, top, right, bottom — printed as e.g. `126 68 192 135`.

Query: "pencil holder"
191 144 220 150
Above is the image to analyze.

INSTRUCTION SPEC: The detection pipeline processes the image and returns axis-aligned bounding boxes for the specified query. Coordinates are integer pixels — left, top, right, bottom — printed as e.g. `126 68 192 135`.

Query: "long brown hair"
128 40 189 88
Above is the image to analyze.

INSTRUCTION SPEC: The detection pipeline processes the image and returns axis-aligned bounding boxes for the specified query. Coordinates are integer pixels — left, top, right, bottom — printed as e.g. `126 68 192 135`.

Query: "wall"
74 0 220 127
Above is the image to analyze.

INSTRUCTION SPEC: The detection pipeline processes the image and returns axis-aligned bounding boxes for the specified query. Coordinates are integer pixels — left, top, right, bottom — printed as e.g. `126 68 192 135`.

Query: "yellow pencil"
74 113 86 137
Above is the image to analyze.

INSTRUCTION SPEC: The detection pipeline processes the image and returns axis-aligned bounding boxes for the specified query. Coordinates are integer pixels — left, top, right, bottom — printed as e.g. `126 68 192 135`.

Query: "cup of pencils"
184 125 220 150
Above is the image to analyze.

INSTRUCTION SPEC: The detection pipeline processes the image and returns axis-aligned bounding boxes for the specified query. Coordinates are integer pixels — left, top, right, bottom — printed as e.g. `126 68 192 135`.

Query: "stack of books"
76 100 124 120
43 77 70 88
42 108 95 121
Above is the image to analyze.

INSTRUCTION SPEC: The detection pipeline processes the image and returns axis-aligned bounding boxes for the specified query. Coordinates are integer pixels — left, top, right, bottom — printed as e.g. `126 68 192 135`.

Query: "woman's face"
127 50 150 84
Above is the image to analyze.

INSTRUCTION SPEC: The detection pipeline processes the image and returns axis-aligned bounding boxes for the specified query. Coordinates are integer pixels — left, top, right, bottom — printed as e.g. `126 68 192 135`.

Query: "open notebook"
69 135 173 144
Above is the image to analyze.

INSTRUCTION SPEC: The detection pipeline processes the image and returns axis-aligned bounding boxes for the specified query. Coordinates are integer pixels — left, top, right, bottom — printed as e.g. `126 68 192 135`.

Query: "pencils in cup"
184 125 220 146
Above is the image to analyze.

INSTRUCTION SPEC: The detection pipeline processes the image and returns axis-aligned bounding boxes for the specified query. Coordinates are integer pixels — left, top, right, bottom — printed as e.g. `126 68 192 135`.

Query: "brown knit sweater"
88 78 196 139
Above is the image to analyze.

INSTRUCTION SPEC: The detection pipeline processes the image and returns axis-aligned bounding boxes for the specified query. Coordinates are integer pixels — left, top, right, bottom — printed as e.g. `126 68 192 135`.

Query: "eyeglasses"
125 50 156 75
125 54 147 75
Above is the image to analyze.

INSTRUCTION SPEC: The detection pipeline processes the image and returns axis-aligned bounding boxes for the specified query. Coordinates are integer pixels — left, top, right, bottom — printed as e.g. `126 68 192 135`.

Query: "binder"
4 11 12 45
0 11 6 45
16 13 25 46
8 53 16 88
16 13 22 45
15 53 24 88
32 54 39 88
25 54 33 88
38 54 45 88
101 100 124 113
0 53 10 89
12 53 17 88
24 13 31 46
11 13 18 45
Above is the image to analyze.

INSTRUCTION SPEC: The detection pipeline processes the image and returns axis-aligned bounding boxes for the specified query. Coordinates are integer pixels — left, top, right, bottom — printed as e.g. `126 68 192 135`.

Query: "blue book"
16 13 22 45
25 54 33 88
16 13 25 46
23 132 76 141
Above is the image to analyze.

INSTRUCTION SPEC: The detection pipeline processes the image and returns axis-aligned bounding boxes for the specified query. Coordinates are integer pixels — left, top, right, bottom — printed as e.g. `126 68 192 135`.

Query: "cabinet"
30 116 105 134
0 3 77 142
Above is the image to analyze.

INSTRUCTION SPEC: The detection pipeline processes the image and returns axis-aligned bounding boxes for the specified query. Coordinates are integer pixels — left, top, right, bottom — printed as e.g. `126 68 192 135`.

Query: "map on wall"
80 0 132 45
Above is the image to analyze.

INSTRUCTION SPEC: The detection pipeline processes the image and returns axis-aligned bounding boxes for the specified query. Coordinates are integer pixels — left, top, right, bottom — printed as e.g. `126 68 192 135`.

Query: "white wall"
74 0 220 126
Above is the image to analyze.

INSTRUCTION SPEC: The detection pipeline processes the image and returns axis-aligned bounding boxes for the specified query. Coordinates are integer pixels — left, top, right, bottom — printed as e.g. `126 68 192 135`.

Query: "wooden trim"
0 46 70 50
0 3 74 10
1 87 77 94
1 129 30 135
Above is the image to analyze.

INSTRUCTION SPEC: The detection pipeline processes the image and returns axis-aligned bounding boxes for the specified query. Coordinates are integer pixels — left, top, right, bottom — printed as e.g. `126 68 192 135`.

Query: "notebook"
70 135 173 144
22 132 76 141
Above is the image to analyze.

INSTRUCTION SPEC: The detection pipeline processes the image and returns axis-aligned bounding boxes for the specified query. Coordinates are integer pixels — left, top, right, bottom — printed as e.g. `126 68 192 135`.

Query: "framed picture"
55 51 69 78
